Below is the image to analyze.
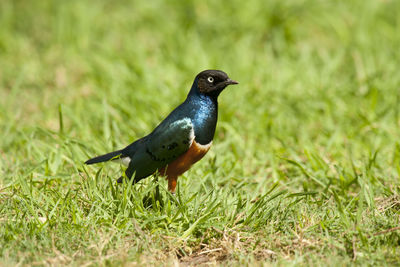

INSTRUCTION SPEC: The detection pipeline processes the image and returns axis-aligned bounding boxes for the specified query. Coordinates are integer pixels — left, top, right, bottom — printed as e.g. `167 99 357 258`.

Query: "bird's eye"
207 77 214 83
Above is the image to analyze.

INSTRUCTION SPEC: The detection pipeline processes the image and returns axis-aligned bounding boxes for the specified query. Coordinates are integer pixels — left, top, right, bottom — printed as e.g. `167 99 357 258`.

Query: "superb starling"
85 70 238 193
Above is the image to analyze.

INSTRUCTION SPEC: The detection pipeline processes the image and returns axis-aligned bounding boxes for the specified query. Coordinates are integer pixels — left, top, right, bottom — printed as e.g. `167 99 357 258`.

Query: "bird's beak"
226 78 239 85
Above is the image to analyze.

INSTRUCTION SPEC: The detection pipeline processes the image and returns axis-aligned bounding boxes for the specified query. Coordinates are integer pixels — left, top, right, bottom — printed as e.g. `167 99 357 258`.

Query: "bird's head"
193 70 238 97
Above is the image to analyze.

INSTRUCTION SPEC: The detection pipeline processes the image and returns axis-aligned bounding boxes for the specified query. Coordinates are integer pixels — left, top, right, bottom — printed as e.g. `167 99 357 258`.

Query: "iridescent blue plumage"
167 81 219 145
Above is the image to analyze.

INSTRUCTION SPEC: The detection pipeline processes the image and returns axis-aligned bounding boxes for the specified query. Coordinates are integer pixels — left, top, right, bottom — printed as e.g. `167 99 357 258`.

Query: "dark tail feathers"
85 150 123 165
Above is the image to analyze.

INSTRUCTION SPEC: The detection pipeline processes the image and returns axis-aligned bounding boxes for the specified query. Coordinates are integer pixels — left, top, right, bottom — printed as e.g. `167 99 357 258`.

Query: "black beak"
226 78 239 85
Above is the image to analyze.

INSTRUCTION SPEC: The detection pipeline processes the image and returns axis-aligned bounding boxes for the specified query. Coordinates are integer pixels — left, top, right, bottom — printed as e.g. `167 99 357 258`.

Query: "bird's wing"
123 118 194 181
146 118 194 163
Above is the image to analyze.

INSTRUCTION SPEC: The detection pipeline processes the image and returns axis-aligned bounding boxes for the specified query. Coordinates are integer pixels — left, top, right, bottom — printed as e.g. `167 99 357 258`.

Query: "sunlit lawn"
1 0 400 265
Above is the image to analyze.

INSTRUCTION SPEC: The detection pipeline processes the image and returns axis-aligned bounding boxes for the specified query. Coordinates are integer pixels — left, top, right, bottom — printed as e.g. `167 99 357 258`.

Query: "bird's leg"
167 175 178 194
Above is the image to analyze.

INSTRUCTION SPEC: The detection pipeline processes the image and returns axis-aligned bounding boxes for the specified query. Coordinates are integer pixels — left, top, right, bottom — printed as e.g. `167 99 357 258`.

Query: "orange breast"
160 140 212 177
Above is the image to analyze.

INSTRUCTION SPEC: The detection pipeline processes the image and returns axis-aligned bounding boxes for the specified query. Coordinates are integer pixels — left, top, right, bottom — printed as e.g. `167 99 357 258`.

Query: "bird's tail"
85 150 123 165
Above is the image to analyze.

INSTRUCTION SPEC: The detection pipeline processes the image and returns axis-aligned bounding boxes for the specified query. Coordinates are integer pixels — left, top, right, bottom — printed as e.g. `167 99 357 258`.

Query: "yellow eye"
207 77 214 83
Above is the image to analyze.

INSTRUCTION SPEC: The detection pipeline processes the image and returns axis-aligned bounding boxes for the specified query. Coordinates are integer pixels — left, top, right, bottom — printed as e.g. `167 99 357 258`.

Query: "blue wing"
123 118 194 181
147 118 194 161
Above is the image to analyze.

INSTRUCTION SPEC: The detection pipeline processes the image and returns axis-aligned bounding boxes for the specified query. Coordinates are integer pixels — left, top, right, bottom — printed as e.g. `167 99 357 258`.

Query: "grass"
1 0 400 265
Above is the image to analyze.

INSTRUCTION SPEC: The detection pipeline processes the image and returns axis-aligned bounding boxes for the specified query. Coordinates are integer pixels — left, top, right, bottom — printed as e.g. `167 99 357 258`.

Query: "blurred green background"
1 0 399 265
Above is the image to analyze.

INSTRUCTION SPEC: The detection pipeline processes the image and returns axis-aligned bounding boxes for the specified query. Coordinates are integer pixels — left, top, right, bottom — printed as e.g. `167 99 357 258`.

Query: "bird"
85 70 238 193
